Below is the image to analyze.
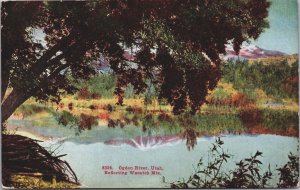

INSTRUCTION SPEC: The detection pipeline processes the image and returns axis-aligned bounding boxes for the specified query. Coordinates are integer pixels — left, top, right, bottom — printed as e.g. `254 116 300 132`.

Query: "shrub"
223 59 298 101
277 152 299 188
157 112 172 123
239 106 262 127
91 93 101 99
231 92 252 107
89 104 98 110
171 138 299 188
77 86 91 99
79 114 98 130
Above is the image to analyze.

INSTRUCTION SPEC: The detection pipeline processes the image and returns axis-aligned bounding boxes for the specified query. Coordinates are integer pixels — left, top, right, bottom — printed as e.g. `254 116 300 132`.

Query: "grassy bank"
10 96 298 138
9 175 79 189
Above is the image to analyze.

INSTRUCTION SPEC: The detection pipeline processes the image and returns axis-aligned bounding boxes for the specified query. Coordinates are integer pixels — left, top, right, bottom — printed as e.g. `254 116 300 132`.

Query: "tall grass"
16 104 52 118
195 114 244 134
261 109 298 131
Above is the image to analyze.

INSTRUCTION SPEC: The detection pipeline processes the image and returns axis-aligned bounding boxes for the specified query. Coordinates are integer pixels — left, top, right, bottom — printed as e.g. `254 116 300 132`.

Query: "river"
7 119 299 188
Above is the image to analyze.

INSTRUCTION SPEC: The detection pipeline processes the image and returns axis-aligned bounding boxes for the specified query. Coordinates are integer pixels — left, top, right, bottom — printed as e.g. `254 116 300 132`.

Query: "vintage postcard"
1 0 299 188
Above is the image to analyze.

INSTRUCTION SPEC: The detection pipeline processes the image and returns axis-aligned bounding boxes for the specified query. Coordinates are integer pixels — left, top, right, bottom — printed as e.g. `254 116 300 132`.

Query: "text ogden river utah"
102 165 163 175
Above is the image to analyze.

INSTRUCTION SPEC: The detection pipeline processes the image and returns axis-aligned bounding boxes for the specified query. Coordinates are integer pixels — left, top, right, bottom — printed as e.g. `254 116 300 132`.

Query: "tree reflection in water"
182 128 198 151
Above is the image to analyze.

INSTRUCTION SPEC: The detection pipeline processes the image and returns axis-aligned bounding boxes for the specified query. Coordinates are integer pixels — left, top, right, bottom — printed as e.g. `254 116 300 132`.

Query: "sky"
252 0 299 54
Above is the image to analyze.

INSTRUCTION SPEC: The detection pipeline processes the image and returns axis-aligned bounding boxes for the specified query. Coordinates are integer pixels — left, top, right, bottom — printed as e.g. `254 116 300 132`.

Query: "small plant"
77 86 91 99
157 112 172 123
170 138 299 188
277 152 299 188
223 151 272 188
231 92 252 107
171 137 230 188
79 114 98 130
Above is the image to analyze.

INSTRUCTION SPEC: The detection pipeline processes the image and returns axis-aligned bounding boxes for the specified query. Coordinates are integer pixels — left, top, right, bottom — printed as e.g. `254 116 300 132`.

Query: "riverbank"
2 134 80 188
6 122 63 142
4 95 297 146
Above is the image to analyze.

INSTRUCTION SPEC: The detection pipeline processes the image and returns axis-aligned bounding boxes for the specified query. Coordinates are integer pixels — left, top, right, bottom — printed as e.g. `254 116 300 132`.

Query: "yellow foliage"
10 175 78 189
209 81 238 97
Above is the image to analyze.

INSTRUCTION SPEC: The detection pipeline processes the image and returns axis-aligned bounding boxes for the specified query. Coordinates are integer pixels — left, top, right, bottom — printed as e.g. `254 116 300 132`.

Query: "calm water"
38 134 298 188
7 118 299 188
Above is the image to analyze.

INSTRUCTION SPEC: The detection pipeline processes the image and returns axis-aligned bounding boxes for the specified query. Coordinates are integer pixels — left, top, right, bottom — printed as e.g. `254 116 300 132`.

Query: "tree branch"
30 33 76 76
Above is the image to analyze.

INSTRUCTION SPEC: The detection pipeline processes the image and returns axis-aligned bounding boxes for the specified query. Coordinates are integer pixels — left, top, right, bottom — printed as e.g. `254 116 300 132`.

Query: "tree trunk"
1 74 9 102
1 88 31 123
1 70 9 103
1 59 10 103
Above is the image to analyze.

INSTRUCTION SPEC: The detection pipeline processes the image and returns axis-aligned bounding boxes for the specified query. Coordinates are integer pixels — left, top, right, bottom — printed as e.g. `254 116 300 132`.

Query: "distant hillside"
248 54 298 65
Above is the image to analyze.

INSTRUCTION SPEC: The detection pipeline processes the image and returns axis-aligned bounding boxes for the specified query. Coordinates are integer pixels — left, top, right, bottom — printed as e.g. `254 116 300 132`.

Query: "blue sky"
252 0 299 54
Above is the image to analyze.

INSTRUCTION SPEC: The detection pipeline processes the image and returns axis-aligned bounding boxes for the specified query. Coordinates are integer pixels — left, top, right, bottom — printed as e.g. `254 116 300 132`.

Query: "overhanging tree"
1 0 270 123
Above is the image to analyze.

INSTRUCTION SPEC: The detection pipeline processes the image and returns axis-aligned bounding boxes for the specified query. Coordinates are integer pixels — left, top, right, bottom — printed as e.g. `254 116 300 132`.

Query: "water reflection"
8 115 201 151
104 135 182 150
6 114 299 188
38 134 298 188
182 128 198 151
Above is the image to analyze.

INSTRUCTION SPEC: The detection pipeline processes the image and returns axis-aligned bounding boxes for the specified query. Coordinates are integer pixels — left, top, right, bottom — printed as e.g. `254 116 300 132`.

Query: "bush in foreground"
171 138 299 188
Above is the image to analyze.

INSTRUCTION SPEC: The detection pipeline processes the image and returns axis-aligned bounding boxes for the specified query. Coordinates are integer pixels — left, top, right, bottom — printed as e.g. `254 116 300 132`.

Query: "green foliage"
75 74 116 99
277 152 299 188
171 138 299 188
16 104 52 117
261 109 298 131
195 114 244 134
212 87 230 99
2 0 270 122
238 106 298 132
106 111 244 137
223 59 298 101
124 84 136 99
54 110 78 128
74 74 157 100
78 113 98 130
53 111 98 135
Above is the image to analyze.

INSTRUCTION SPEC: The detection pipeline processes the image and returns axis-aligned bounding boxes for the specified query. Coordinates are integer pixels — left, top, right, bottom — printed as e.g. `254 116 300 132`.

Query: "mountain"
104 135 182 150
94 45 295 72
92 50 135 73
222 44 287 60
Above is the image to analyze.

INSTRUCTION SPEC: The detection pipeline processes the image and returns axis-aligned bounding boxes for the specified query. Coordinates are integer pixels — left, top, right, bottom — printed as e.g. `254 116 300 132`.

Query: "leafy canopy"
1 0 270 114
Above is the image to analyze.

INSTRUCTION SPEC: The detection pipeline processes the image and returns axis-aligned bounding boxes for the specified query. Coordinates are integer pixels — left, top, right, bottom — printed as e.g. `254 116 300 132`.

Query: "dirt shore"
5 124 53 141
